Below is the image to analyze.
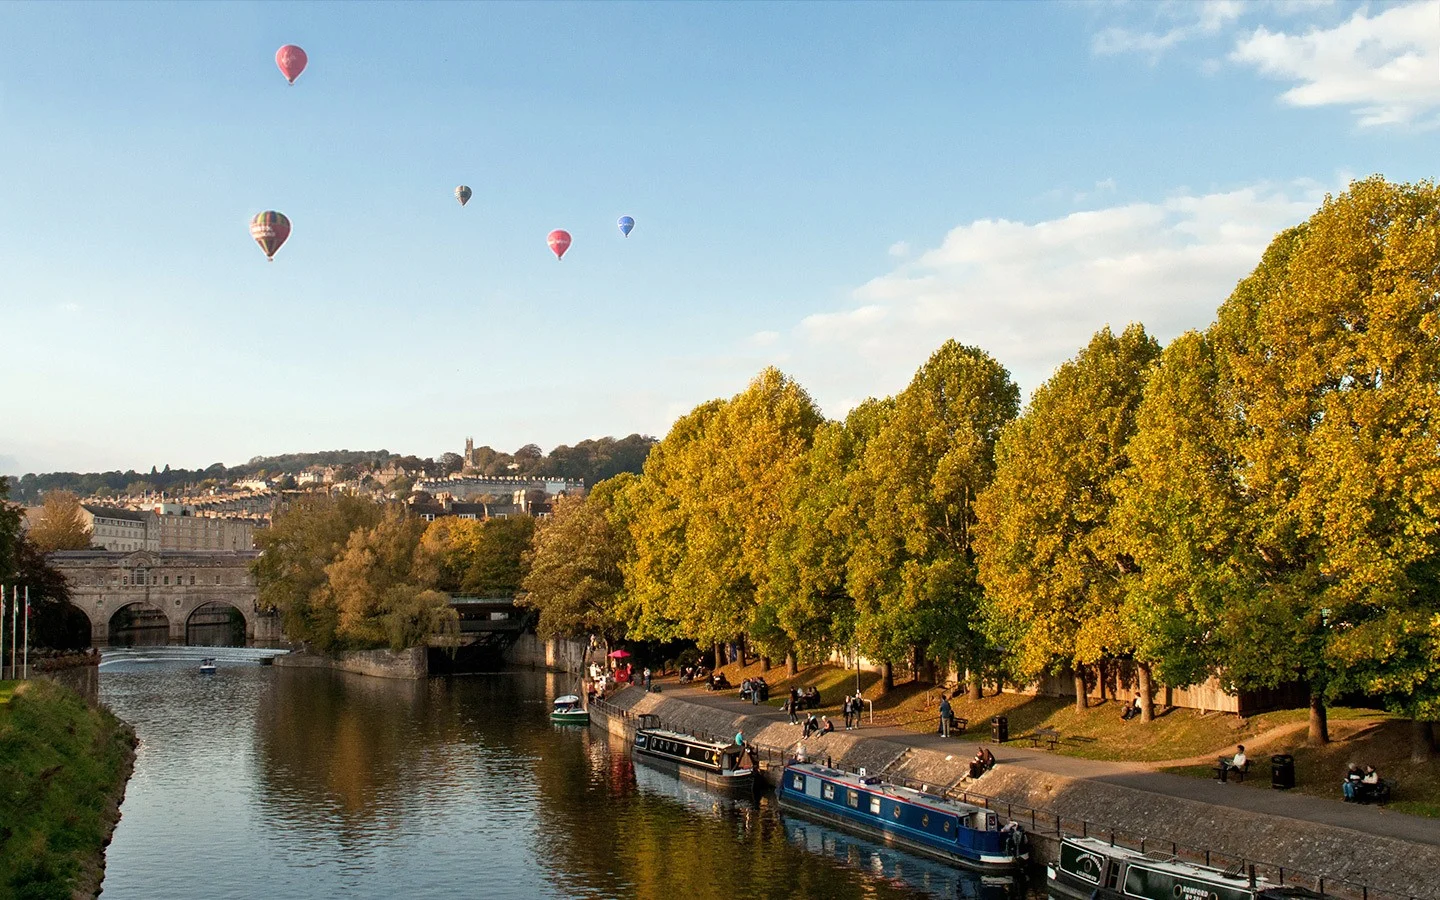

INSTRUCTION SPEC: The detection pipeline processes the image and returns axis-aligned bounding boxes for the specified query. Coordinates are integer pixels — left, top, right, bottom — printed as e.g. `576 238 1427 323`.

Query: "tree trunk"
1412 721 1435 763
1137 662 1154 724
1074 667 1089 712
881 660 894 693
714 642 724 672
923 659 937 685
760 656 771 673
967 670 983 702
911 645 923 683
785 651 798 677
1308 691 1329 745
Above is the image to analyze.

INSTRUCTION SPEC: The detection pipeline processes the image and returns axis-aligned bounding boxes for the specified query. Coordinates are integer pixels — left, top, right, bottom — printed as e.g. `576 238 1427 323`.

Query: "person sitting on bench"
1218 745 1247 781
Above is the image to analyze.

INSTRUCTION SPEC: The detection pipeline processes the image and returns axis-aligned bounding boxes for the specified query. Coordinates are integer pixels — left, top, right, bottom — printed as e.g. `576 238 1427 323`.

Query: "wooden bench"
939 716 968 737
1214 757 1251 782
1026 727 1061 750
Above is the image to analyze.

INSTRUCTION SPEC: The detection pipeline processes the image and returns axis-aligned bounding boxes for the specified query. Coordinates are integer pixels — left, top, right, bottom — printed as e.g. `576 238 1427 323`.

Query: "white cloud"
1092 0 1246 61
888 241 911 258
1230 1 1440 127
763 181 1330 416
748 330 780 346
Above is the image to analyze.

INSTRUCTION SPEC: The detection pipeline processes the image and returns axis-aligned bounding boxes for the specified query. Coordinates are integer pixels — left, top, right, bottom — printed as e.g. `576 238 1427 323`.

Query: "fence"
585 695 1426 900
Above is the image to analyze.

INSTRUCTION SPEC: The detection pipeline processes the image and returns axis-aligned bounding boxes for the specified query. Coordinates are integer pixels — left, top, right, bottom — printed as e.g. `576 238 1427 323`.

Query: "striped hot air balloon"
250 211 291 261
455 185 472 207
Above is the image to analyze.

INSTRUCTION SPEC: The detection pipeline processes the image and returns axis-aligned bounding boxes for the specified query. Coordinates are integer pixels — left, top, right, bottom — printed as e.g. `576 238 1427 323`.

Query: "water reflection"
100 665 1030 900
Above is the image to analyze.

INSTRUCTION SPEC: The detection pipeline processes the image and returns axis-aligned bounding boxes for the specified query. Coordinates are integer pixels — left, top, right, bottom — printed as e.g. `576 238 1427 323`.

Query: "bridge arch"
107 600 172 647
184 600 250 647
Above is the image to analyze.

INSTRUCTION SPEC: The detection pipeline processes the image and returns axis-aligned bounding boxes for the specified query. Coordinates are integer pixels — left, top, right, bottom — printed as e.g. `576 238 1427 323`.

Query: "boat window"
921 813 929 829
943 819 952 834
869 796 881 814
846 790 860 809
792 775 805 790
822 783 835 800
893 804 902 820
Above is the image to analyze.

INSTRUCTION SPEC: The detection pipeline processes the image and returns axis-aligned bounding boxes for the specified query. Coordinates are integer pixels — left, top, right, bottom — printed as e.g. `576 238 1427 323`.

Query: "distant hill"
2 436 657 504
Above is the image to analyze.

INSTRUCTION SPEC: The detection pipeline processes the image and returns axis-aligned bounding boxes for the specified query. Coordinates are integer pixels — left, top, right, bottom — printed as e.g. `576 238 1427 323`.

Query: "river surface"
98 654 1033 900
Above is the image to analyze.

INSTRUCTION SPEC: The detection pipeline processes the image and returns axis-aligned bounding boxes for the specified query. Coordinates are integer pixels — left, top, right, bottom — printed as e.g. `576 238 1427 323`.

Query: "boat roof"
553 695 581 705
786 761 985 817
639 727 739 753
1063 836 1296 891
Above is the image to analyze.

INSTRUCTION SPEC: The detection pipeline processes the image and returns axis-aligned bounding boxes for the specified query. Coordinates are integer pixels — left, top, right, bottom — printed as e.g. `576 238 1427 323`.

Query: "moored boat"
1047 837 1323 900
777 761 1027 873
550 694 590 724
633 716 755 795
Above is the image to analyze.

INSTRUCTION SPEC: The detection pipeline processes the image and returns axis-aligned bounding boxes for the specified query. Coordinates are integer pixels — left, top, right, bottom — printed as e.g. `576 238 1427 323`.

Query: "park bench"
1025 727 1061 750
1214 756 1250 782
939 716 968 737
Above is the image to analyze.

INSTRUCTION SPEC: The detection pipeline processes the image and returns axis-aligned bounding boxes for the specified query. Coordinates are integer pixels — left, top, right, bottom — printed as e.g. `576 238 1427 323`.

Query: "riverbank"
0 679 137 899
592 682 1440 900
272 647 427 679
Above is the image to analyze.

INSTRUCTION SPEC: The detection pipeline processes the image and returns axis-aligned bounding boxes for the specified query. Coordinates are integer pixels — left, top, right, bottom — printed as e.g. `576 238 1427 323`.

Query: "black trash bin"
991 715 1009 743
1271 754 1295 790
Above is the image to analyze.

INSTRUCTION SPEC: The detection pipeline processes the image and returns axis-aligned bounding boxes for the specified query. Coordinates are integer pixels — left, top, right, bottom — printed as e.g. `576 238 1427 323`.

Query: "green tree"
323 506 455 649
976 325 1161 714
518 475 634 640
27 491 92 553
251 494 384 650
849 341 1019 692
622 369 824 668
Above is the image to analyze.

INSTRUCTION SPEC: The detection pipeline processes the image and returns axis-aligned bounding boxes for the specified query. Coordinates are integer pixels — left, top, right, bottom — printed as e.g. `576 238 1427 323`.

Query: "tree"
849 341 1020 692
322 506 451 649
27 491 93 553
251 494 384 650
976 325 1161 714
518 475 634 640
417 516 536 597
439 452 465 475
1116 178 1440 745
622 369 823 668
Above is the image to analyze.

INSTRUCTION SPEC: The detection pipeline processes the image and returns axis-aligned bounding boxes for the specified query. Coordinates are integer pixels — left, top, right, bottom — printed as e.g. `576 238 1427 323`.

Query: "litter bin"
991 715 1009 743
1271 754 1295 790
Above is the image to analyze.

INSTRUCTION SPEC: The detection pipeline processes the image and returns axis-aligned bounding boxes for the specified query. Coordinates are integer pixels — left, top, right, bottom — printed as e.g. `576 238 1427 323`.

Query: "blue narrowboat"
777 761 1027 873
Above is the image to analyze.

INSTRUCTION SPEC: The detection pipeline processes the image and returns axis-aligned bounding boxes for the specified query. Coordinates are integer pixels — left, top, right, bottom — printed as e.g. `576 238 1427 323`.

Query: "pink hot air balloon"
547 229 572 260
276 45 308 85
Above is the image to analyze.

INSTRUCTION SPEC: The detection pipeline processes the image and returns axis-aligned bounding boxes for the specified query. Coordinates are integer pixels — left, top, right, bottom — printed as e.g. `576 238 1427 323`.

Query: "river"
98 654 1033 900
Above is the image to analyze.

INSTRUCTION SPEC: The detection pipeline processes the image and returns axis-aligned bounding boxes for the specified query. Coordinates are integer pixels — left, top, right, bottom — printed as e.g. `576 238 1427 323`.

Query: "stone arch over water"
185 600 249 647
108 601 172 647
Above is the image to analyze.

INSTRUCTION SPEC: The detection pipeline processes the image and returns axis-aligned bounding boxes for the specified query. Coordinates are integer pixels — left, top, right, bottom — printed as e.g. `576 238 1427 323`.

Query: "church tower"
464 437 474 467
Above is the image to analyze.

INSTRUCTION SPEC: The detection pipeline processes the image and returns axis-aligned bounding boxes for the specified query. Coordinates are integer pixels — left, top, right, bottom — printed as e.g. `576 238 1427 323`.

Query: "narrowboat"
777 761 1027 873
632 717 755 795
1047 837 1324 900
550 694 590 724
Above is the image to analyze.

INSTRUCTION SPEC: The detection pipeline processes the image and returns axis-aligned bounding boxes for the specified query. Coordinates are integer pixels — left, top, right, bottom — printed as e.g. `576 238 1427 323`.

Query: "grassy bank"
702 659 1440 815
0 679 136 900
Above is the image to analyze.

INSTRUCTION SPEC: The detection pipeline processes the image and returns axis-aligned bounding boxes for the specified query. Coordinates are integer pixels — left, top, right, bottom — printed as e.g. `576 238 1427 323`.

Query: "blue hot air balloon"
618 215 635 237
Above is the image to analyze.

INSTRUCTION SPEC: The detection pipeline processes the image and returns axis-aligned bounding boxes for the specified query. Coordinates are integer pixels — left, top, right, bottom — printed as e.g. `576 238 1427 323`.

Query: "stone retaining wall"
506 633 587 673
272 647 427 679
594 687 1440 900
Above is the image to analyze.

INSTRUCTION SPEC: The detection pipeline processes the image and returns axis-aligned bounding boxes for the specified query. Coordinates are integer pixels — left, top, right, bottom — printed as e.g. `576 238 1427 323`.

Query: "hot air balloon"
276 45 307 85
618 216 635 237
455 185 472 207
547 229 572 260
250 211 291 261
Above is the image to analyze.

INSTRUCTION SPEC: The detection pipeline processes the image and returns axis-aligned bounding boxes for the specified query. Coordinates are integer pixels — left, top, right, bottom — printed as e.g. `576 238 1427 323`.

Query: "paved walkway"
654 681 1440 848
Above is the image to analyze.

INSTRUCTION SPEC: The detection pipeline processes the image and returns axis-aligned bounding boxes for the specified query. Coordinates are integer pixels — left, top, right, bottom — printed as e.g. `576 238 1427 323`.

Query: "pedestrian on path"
938 697 954 737
842 696 853 730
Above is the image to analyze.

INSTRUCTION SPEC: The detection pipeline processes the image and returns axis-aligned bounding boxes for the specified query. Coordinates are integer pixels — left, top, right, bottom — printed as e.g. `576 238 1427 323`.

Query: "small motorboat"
199 658 217 674
550 694 589 724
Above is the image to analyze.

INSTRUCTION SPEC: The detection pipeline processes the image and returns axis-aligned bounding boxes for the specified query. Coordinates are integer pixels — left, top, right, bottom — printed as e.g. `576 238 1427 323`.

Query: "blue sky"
2 0 1436 476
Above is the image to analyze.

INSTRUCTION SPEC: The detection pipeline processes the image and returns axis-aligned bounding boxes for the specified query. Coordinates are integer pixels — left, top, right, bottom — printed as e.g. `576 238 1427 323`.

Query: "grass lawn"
0 678 136 898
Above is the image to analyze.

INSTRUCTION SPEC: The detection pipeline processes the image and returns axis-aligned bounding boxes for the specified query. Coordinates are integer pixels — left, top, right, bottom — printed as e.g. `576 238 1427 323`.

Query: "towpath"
654 680 1440 848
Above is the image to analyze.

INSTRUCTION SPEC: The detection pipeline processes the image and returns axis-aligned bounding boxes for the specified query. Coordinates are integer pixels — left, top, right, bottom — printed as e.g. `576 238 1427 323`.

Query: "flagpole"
1 585 7 680
9 586 16 682
23 585 30 680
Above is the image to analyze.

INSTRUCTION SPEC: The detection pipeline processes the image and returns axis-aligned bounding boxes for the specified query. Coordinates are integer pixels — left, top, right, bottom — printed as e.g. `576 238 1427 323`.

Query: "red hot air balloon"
276 45 308 84
547 229 572 260
250 211 291 261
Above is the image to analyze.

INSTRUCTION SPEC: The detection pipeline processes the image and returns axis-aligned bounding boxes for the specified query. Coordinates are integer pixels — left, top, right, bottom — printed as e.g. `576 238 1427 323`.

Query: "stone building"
77 504 257 552
48 549 281 646
80 505 151 552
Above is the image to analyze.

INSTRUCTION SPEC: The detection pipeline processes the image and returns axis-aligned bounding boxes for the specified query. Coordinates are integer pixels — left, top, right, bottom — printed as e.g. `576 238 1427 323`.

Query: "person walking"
852 691 864 730
842 696 853 730
643 666 652 690
938 696 954 737
788 694 800 725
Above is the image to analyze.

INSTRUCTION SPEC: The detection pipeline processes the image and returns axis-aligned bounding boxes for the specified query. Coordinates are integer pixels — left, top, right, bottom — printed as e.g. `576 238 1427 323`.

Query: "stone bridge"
48 550 282 646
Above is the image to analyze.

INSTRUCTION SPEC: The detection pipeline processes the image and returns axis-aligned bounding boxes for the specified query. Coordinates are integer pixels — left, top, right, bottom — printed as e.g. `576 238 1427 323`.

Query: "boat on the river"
199 658 217 674
1047 837 1323 900
633 715 755 795
777 761 1027 873
550 694 590 724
